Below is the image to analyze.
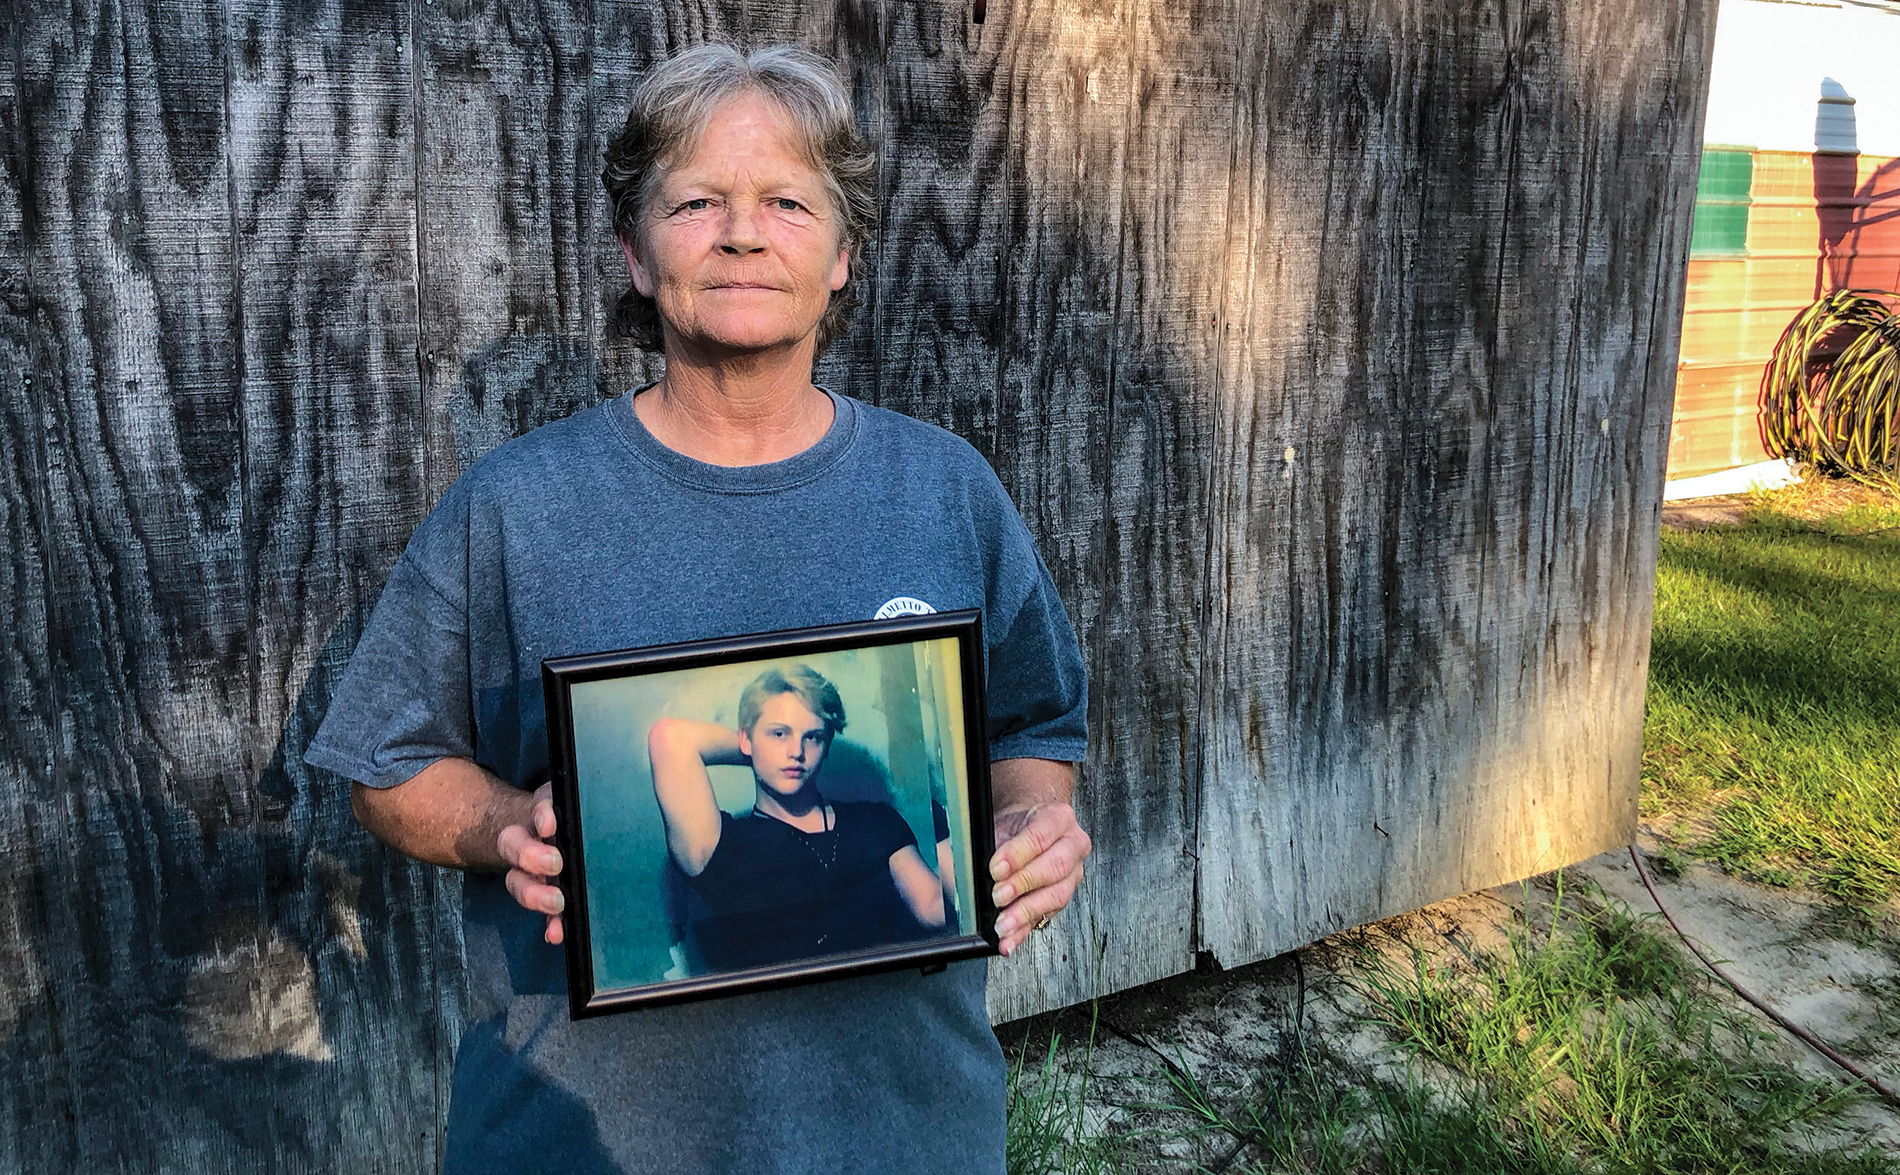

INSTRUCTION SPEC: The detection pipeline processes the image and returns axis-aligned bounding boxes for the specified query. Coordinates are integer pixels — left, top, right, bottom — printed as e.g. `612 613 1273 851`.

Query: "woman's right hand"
499 781 566 944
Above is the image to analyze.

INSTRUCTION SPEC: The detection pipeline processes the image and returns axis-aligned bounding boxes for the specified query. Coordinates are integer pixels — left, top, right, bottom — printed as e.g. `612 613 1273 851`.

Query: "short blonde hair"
737 664 847 739
601 43 878 357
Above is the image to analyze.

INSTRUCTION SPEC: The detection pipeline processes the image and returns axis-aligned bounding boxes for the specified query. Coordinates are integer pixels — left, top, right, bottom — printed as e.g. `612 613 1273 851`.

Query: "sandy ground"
1002 829 1900 1168
1662 499 1754 530
1662 478 1898 532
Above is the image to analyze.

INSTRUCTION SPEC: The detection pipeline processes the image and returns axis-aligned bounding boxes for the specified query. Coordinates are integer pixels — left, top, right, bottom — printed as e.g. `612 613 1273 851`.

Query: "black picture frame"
542 609 998 1019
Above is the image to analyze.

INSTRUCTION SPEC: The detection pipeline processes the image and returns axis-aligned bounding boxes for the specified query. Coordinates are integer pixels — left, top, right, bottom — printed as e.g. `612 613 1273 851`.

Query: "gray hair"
601 43 878 357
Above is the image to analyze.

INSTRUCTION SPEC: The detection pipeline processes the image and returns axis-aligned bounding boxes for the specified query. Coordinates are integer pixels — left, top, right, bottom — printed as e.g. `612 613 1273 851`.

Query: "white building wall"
1701 0 1900 155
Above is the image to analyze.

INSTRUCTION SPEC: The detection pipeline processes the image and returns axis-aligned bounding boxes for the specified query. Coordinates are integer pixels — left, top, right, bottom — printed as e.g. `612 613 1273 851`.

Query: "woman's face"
739 692 832 797
623 92 850 357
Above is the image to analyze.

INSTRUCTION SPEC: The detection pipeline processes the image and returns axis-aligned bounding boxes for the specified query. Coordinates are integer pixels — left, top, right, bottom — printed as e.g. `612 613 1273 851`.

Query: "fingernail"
548 892 565 914
545 850 562 873
993 884 1014 906
996 913 1016 937
990 858 1009 881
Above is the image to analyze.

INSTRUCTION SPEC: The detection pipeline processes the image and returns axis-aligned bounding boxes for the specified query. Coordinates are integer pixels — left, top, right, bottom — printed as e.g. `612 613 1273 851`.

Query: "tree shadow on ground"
1648 532 1900 727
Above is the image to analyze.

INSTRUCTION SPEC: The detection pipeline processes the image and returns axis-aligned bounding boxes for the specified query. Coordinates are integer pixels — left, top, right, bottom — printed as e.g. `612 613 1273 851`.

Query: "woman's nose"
718 206 767 254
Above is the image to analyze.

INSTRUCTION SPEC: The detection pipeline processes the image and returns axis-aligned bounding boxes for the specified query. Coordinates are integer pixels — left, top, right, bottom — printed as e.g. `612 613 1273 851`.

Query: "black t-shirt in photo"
682 800 933 972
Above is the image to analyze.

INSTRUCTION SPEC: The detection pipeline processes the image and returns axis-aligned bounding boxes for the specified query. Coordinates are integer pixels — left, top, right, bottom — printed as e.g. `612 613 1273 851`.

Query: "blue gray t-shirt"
305 389 1088 1175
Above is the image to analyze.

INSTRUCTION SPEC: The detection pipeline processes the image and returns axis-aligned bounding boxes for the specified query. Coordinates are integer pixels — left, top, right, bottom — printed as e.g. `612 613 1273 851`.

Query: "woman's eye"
774 198 802 212
680 198 711 212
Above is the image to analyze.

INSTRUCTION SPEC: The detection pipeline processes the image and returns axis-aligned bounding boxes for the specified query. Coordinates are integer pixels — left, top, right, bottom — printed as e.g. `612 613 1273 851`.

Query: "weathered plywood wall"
1196 0 1713 970
1 0 1713 1168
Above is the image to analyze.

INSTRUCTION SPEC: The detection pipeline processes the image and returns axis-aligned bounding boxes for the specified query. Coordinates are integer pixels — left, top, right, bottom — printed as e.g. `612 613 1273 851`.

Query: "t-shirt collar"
609 382 858 494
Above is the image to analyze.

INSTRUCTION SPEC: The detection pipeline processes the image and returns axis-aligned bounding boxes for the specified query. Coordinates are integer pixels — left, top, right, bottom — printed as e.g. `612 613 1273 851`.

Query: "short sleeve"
858 802 921 857
981 499 1089 765
682 811 757 905
304 485 475 789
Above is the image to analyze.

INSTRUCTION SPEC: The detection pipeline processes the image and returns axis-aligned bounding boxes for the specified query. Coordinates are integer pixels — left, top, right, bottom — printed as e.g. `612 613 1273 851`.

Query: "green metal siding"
1691 147 1754 255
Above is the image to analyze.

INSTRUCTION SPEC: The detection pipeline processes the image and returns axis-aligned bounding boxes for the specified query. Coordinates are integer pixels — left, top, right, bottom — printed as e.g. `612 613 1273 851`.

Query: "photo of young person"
563 636 979 994
649 664 953 971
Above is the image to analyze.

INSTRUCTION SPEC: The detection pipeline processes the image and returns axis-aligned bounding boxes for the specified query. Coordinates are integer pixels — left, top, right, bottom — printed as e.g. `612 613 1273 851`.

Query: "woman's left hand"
989 801 1091 957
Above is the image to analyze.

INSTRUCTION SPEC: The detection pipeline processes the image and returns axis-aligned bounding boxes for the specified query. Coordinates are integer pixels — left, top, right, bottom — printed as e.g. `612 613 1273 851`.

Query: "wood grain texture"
9 0 452 1168
0 0 52 804
0 14 78 1168
2 0 1718 1165
12 0 261 1169
1201 0 1522 962
1082 0 1233 1000
1196 0 1715 966
419 0 601 487
873 0 1012 450
227 0 448 1168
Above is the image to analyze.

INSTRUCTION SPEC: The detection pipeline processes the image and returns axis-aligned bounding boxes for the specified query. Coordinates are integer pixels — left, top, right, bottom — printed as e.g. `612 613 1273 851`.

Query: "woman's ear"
736 727 754 759
621 235 655 298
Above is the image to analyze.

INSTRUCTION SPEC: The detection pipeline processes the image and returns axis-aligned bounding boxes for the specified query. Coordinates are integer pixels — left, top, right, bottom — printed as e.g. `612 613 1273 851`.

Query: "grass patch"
1146 881 1895 1174
1005 1015 1127 1175
1341 879 1886 1174
1645 479 1900 910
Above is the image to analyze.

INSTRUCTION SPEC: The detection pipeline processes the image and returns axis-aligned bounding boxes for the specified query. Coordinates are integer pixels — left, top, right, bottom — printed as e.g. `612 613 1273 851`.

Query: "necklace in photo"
754 803 838 870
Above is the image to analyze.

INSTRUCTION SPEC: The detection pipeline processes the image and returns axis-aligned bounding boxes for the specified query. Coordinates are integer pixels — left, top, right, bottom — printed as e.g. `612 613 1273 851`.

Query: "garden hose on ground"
1760 289 1900 488
1629 844 1900 1111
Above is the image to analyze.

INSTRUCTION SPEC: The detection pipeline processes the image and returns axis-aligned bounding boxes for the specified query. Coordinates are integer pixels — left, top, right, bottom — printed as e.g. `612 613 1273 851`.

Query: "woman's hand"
499 781 566 945
989 797 1091 957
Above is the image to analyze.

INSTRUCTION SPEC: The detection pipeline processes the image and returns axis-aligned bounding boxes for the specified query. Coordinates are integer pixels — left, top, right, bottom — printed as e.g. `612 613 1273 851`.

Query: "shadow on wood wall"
1 0 1714 1168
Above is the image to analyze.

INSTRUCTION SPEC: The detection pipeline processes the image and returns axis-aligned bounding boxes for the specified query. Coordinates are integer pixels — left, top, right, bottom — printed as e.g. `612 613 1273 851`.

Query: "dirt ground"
1002 827 1900 1168
1662 477 1897 531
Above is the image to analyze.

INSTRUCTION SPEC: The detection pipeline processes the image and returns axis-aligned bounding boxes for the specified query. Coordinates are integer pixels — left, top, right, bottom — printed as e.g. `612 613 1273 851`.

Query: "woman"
308 43 1091 1175
652 664 950 971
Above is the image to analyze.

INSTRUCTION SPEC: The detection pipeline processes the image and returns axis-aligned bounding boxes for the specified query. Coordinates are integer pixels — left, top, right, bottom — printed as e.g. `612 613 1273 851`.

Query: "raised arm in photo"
888 845 947 929
648 717 747 875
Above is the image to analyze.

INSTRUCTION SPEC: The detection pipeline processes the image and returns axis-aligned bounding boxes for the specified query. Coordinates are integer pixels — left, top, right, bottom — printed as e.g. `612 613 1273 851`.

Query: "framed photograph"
542 610 997 1018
